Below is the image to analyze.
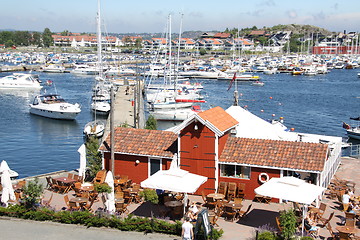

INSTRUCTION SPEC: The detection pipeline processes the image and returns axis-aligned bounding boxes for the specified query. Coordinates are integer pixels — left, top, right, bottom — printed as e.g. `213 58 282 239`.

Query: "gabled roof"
220 137 328 172
214 32 231 38
100 127 176 158
172 106 238 136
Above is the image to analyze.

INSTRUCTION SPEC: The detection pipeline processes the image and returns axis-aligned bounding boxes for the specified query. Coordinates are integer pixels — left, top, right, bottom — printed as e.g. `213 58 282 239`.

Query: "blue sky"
1 0 359 33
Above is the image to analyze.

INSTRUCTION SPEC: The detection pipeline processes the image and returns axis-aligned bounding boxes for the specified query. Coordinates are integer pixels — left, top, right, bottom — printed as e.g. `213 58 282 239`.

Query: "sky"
1 0 359 34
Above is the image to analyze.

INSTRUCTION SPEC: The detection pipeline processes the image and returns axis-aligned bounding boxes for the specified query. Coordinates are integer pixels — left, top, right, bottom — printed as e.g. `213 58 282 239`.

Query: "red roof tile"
198 106 238 133
100 127 177 158
220 137 328 172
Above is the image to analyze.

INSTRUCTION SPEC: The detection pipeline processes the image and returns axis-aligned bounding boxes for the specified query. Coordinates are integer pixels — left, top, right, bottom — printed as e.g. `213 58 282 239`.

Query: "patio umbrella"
254 176 326 236
77 144 86 181
1 164 16 207
104 170 115 213
0 160 10 172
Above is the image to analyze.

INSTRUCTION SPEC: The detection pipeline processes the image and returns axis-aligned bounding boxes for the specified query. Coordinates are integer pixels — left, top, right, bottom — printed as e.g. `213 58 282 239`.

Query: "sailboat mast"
97 0 103 79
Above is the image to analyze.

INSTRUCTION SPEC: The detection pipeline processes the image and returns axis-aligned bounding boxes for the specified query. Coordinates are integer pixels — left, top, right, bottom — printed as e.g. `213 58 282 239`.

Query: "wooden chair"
326 223 339 240
68 201 80 211
237 182 246 198
201 191 207 204
209 214 219 227
223 205 237 222
227 182 237 201
345 211 356 220
57 181 69 194
238 204 252 220
17 180 26 189
41 193 53 207
115 191 124 199
123 190 133 204
51 179 59 192
68 173 74 179
234 198 243 205
318 211 334 227
310 202 327 220
93 169 107 184
205 196 217 210
73 182 83 197
115 202 129 215
275 216 283 232
83 197 96 212
73 175 79 181
63 195 70 208
45 177 53 190
217 182 228 196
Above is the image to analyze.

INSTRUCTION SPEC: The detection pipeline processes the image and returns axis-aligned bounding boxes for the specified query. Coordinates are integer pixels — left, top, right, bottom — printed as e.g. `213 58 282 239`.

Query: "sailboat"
83 0 107 138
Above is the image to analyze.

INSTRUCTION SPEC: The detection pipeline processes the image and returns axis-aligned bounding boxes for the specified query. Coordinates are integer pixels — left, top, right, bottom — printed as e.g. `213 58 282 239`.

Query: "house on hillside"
100 106 341 202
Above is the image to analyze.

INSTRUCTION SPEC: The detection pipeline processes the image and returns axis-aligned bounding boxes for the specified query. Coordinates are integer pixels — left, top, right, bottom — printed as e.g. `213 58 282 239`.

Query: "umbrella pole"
301 204 308 237
184 193 188 215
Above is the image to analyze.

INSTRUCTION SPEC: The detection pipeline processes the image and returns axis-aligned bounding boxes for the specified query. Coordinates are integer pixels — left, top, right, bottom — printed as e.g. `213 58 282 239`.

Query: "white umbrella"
254 176 326 236
0 160 10 172
104 170 115 213
1 168 16 207
77 144 86 180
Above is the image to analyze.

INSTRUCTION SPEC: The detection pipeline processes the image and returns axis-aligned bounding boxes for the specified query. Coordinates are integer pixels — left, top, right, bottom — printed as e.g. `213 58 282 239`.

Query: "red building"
312 46 360 55
100 107 329 202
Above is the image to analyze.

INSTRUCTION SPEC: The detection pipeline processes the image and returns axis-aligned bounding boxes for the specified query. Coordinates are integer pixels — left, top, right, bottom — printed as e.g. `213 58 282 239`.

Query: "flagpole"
234 72 238 106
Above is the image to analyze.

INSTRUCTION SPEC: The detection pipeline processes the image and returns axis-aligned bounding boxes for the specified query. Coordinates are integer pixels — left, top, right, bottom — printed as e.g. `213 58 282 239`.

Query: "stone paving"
5 156 360 239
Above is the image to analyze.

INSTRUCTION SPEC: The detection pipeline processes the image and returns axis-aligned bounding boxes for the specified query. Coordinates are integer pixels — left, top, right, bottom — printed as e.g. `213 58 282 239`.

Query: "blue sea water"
0 68 359 178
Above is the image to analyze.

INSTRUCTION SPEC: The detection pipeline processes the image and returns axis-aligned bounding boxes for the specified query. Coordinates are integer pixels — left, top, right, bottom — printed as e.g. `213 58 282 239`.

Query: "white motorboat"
29 93 81 120
357 73 360 78
0 73 42 90
83 120 105 138
251 81 265 86
343 117 360 140
91 100 111 115
217 73 260 81
41 64 65 73
151 105 202 121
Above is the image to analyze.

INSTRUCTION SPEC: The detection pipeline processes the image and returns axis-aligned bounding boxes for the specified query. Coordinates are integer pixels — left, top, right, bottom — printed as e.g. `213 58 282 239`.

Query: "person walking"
182 217 194 240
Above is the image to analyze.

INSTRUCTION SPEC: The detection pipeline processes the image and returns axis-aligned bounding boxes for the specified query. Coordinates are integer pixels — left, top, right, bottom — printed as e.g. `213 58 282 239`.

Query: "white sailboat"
84 0 107 138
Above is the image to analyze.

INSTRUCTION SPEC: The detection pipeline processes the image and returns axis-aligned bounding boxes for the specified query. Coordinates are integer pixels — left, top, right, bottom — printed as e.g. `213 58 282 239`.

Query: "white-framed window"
148 158 162 176
219 164 251 179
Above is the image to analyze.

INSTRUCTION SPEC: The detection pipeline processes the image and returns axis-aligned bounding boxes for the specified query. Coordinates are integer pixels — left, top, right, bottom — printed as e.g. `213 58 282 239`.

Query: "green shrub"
94 183 112 194
209 228 224 240
139 189 158 204
279 209 298 240
21 178 43 210
300 236 314 240
257 231 278 240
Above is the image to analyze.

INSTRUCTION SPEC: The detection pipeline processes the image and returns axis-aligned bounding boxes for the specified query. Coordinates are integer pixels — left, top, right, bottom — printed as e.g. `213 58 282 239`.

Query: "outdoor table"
123 188 139 195
115 198 124 203
336 226 358 235
207 193 225 200
224 203 243 210
70 197 88 204
54 177 76 184
80 185 94 192
164 200 183 208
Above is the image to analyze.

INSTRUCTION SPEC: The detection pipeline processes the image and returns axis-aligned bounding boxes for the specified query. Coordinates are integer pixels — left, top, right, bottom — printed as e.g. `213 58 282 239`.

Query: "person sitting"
304 215 320 236
186 202 199 222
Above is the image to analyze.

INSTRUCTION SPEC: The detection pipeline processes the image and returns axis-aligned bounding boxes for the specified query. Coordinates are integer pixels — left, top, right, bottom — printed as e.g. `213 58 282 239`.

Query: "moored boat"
29 93 81 120
0 73 42 90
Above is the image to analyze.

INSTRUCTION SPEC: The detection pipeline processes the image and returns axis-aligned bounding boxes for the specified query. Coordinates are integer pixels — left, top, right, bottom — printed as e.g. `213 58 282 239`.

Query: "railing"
350 144 360 158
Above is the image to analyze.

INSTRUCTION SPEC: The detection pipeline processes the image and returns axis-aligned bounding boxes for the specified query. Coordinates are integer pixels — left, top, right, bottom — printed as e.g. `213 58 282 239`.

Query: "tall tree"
42 28 53 47
31 32 42 47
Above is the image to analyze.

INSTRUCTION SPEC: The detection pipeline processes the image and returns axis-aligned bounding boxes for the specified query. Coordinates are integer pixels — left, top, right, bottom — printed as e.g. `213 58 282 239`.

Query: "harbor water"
0 69 359 178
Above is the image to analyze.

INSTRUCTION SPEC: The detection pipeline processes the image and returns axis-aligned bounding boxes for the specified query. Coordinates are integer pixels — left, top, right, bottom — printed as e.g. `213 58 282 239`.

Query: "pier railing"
350 144 360 158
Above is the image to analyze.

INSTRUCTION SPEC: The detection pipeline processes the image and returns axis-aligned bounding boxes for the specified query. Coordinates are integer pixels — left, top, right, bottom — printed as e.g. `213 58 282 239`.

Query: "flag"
227 72 236 91
342 122 351 130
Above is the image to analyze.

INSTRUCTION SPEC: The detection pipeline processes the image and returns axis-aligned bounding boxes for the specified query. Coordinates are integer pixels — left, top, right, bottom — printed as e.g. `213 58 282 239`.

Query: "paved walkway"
0 217 179 240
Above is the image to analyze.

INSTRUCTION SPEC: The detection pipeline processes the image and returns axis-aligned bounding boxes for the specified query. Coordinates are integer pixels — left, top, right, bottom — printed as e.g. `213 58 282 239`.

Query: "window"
149 158 161 176
220 164 250 179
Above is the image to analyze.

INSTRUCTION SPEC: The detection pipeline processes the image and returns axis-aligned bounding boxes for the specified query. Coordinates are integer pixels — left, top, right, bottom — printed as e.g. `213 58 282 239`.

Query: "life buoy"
259 173 269 183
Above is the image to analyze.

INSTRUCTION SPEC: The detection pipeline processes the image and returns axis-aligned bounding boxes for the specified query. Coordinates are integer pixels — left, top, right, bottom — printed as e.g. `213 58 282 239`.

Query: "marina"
0 62 359 179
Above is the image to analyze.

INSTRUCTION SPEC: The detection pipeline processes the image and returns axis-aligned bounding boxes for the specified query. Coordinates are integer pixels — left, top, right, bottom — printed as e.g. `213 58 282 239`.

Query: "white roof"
226 105 298 141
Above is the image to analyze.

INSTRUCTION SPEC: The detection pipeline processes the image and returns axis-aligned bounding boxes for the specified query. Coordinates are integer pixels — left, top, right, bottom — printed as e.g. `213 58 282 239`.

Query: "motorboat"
41 64 65 73
83 120 106 138
251 81 265 87
91 100 111 115
218 73 260 81
151 105 202 121
0 73 42 90
29 93 81 120
343 117 360 140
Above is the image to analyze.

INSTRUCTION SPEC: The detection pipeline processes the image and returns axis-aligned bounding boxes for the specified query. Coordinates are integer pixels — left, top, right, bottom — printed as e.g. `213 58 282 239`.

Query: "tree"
279 209 297 240
21 178 43 210
85 136 102 181
5 39 14 48
135 38 142 48
31 32 42 47
145 115 157 130
42 28 53 47
61 30 71 36
13 31 31 46
199 48 207 55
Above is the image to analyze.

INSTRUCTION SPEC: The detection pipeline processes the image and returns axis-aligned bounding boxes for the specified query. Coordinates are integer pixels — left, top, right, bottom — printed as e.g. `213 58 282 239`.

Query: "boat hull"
29 106 80 120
